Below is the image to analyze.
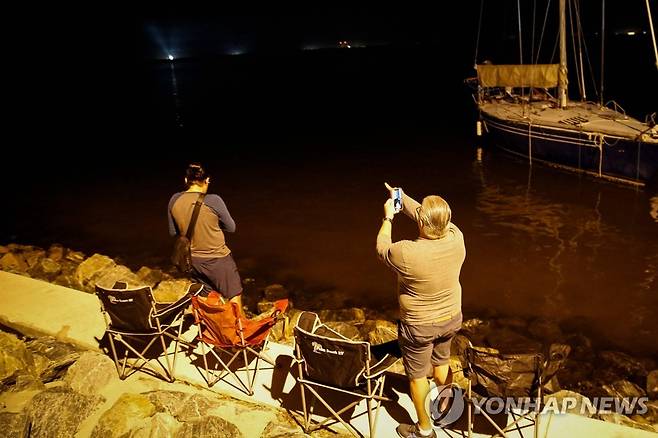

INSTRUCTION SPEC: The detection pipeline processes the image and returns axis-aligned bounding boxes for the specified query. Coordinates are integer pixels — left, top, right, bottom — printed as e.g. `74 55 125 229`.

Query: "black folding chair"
95 282 203 382
293 311 399 437
463 343 570 438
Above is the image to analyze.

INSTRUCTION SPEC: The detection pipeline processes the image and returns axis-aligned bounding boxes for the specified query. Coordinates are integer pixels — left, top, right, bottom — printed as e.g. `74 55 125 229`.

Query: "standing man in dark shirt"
376 183 466 438
168 163 243 309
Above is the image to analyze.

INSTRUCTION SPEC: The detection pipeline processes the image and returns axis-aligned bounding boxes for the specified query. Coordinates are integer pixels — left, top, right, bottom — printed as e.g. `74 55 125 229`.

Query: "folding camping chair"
95 282 203 382
293 311 399 437
191 291 288 395
462 343 570 438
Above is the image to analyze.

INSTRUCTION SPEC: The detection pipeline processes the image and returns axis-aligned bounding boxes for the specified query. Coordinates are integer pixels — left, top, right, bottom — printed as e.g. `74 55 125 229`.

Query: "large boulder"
263 284 289 301
485 328 542 354
22 249 46 269
564 333 595 362
460 318 491 345
28 258 62 281
318 308 366 324
324 321 361 340
555 359 594 391
92 393 156 438
153 279 193 303
175 416 243 438
360 319 397 345
65 250 85 263
0 332 35 385
144 390 189 417
95 265 145 291
75 254 116 291
149 412 183 438
527 318 563 343
495 316 528 331
260 421 309 438
64 351 118 396
25 336 80 382
136 266 171 288
598 351 647 381
601 380 646 398
647 370 658 399
26 386 103 438
598 412 657 433
642 400 658 425
283 308 304 340
0 413 28 438
46 244 66 261
543 390 595 417
0 252 28 272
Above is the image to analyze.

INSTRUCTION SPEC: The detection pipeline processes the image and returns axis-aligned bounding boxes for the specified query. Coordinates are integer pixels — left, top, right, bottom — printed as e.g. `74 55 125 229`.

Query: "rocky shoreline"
1 242 657 434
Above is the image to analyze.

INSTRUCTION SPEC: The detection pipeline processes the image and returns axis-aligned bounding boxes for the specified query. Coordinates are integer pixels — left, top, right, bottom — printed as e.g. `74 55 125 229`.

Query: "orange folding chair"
191 291 288 395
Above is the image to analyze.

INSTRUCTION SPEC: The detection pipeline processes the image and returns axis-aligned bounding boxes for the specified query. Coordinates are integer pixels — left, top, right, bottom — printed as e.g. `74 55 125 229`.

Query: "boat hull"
480 112 658 186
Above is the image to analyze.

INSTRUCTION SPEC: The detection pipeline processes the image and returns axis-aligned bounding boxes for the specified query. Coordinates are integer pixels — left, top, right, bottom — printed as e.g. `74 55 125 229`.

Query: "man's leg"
433 364 453 412
397 322 436 437
433 363 452 386
410 377 432 431
229 294 245 318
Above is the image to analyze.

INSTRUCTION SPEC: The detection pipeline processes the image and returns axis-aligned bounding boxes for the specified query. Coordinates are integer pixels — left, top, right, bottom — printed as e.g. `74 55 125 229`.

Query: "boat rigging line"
600 0 605 106
647 0 658 70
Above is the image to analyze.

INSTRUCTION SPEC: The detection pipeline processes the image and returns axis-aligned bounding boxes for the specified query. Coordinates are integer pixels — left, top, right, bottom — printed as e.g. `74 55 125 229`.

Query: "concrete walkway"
0 271 655 437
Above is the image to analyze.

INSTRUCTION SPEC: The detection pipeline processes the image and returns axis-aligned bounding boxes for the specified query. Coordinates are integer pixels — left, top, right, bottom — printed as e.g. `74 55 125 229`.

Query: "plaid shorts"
398 313 462 379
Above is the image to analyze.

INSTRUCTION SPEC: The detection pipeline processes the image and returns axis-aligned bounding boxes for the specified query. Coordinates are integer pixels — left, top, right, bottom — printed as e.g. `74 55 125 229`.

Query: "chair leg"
468 380 473 438
366 379 374 437
296 345 309 430
370 375 386 438
303 384 362 437
242 347 254 395
300 382 309 430
199 338 214 385
170 320 185 381
107 333 123 378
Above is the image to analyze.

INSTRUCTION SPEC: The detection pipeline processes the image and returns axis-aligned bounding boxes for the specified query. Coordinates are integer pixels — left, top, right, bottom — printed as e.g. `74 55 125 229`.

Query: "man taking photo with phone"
376 182 465 438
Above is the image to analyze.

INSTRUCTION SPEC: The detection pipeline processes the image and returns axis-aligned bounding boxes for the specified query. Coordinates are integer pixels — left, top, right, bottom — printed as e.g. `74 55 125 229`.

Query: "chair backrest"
192 293 242 346
467 346 544 398
95 285 155 332
294 311 370 388
192 292 287 347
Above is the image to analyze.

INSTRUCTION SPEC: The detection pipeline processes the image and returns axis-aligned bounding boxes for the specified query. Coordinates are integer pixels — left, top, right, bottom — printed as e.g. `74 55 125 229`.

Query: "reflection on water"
470 148 658 354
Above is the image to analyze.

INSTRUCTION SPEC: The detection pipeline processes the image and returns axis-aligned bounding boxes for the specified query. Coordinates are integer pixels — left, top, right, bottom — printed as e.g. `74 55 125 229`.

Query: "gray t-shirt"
168 191 236 258
376 193 465 325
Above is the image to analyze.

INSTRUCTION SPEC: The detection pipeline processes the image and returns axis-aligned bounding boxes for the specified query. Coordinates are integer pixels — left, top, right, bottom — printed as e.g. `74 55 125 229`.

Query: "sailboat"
469 0 658 187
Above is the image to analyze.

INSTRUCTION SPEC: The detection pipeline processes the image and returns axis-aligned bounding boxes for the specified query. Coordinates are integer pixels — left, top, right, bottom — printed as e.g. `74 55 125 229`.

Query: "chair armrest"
153 295 191 319
364 354 400 379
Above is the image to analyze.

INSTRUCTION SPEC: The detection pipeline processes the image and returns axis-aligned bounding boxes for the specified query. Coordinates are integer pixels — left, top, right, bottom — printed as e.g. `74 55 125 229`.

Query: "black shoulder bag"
171 193 206 274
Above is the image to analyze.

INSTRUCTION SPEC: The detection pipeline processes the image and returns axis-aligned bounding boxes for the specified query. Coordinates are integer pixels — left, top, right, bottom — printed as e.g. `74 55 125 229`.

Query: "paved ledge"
0 271 105 351
0 270 654 437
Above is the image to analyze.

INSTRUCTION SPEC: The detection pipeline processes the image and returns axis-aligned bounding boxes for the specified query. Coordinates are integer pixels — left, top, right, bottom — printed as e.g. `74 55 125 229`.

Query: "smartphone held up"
392 188 403 212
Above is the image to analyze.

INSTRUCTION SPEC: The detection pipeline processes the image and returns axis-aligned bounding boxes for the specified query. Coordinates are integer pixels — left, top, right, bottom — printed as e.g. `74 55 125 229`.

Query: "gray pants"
191 254 243 299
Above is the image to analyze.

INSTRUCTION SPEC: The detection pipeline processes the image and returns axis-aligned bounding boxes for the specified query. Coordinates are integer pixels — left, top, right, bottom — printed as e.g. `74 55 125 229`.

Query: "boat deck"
480 100 658 143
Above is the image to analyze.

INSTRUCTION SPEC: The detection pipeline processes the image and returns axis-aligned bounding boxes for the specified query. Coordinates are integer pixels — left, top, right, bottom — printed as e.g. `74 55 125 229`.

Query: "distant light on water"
627 31 636 36
168 54 174 61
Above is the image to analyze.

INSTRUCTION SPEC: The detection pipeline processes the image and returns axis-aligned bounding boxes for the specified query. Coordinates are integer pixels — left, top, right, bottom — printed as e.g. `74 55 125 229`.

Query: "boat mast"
558 0 568 108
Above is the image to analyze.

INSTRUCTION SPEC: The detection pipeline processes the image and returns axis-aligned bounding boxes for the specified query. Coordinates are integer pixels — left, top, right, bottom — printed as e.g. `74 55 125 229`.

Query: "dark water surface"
3 43 657 356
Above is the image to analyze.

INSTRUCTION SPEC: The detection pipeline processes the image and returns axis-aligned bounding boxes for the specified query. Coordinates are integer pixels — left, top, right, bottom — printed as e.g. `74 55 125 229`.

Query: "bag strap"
185 193 206 240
